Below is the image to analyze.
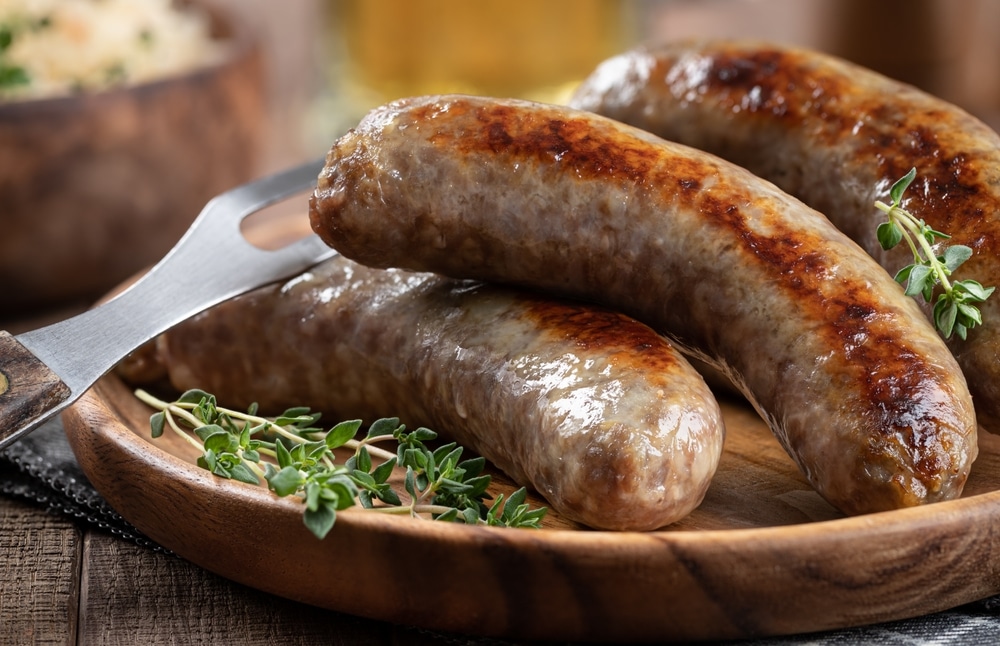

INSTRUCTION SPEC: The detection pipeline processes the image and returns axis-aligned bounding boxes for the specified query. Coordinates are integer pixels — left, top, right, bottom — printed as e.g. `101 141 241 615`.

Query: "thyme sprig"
874 168 995 340
135 388 546 539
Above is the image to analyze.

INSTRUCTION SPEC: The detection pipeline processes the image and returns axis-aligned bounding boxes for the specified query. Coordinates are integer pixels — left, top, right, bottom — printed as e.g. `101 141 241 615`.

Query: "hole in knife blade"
239 187 315 250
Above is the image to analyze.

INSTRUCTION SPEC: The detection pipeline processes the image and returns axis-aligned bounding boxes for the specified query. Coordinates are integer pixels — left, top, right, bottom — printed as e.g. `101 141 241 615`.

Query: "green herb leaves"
136 389 546 539
0 14 51 93
0 24 29 91
874 168 995 340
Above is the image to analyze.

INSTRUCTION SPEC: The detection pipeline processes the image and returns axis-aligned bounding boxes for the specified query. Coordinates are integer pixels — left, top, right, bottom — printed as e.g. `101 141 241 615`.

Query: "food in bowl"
0 0 263 314
0 0 225 101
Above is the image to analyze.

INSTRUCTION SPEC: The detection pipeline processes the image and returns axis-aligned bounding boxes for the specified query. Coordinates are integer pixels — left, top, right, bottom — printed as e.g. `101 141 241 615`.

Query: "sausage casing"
123 256 725 531
570 39 1000 430
309 95 978 516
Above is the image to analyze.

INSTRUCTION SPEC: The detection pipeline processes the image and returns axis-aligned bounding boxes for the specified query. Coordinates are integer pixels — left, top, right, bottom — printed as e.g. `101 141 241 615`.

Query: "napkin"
0 415 168 553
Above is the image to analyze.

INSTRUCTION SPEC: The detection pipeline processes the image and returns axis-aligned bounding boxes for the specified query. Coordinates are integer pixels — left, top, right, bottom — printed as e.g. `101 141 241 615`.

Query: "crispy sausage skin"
570 39 1000 430
309 95 978 516
122 256 725 531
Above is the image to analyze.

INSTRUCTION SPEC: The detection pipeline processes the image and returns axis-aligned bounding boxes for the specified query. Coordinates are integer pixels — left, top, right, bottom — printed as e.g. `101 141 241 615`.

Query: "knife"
0 158 336 452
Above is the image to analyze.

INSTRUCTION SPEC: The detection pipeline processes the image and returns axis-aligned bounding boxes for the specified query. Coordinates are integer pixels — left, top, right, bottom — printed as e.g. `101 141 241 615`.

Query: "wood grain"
61 372 1000 643
0 496 81 646
0 332 71 445
78 532 389 646
0 496 494 645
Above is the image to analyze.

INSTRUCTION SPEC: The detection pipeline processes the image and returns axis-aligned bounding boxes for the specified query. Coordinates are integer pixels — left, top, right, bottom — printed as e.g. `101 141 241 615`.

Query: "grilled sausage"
309 94 978 516
569 39 1000 431
122 255 725 531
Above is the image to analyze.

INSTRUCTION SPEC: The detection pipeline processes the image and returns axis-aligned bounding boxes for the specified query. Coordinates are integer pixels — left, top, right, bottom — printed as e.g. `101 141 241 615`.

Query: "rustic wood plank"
0 496 81 645
78 531 390 645
389 626 505 645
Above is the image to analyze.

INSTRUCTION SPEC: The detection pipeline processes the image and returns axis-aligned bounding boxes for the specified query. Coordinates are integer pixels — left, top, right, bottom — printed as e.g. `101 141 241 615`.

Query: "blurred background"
205 0 1000 173
2 0 999 320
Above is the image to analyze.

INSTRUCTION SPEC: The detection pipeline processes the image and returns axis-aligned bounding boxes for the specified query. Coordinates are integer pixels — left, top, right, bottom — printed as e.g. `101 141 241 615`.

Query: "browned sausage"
309 94 978 516
570 38 1000 430
121 255 725 531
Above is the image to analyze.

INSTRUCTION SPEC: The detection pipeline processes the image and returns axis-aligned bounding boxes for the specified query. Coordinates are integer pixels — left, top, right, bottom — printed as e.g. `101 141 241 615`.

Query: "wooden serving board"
62 371 1000 643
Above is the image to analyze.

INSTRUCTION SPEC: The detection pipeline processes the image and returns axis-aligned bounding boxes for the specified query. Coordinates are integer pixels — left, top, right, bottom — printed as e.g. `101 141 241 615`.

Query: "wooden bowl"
0 5 264 316
62 367 1000 643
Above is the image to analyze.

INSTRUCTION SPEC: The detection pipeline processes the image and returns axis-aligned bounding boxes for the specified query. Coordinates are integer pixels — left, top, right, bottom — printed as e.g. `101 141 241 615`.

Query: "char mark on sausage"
571 38 1000 431
121 256 725 531
309 94 978 516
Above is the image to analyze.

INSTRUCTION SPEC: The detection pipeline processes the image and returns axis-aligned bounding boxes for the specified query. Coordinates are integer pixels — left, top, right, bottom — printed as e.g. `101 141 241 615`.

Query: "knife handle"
0 331 71 450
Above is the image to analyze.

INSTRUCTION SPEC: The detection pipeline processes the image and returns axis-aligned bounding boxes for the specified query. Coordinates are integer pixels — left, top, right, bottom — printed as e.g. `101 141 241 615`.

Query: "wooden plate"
62 365 1000 643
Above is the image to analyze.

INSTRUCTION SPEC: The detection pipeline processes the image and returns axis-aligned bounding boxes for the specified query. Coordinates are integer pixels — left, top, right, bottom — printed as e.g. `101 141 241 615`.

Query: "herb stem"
241 456 268 479
368 504 462 517
167 409 206 451
353 436 399 462
135 389 207 451
875 200 954 292
136 389 395 461
873 168 994 340
138 388 547 538
226 411 304 445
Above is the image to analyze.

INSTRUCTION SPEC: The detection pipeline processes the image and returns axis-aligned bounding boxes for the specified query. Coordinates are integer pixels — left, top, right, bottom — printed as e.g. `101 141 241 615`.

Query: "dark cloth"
0 415 168 553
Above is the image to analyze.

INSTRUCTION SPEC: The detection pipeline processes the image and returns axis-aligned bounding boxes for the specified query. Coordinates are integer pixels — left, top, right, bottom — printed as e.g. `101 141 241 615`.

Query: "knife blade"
0 158 336 452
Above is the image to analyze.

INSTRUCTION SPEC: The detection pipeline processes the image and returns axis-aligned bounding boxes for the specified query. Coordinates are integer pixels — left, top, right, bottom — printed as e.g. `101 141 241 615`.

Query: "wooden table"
0 493 472 645
5 476 1000 646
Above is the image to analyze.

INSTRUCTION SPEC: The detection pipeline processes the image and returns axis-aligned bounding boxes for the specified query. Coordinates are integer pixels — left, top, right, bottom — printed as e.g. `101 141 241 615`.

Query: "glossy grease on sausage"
123 256 724 531
309 95 978 516
570 39 1000 430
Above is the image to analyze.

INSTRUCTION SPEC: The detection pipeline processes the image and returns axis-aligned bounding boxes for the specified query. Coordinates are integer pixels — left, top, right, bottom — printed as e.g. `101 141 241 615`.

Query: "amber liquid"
316 0 633 137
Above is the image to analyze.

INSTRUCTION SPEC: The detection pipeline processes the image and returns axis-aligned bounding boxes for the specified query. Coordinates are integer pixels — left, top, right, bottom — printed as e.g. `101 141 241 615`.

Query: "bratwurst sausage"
309 95 978 516
570 39 1000 430
122 255 724 531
